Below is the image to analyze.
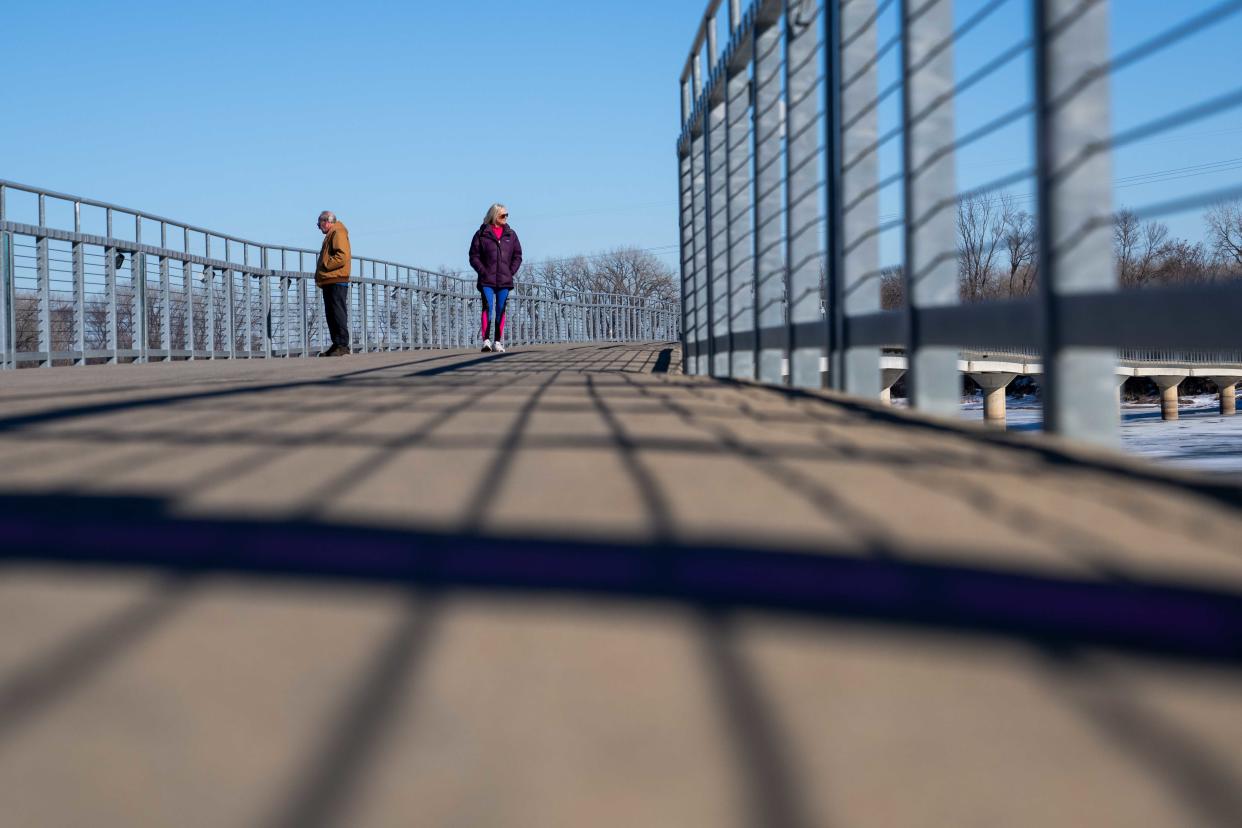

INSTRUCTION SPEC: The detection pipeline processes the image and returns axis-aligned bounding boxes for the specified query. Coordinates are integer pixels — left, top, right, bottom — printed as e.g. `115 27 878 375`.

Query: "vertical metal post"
726 24 756 379
73 203 85 365
824 1 844 387
390 268 397 350
300 252 310 356
413 282 421 350
185 228 195 359
1034 0 1117 444
707 70 730 375
705 13 724 369
134 253 148 363
0 185 6 369
784 0 825 388
360 269 369 353
280 250 290 357
70 240 85 365
692 66 712 373
373 277 380 349
0 231 11 370
678 135 695 362
207 267 217 357
244 261 254 359
753 3 786 383
160 224 171 361
222 240 234 358
835 0 881 396
405 287 413 350
37 195 51 366
226 272 236 360
262 247 272 358
707 11 719 67
135 217 146 364
105 221 119 365
206 235 216 360
901 0 960 413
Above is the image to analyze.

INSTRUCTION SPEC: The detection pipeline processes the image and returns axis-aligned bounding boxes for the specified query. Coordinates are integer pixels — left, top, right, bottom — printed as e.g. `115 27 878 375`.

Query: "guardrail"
677 0 1242 445
0 180 680 367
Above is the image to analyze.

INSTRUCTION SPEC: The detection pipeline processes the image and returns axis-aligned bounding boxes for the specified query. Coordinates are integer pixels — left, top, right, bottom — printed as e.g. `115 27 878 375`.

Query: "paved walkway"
1 342 1240 827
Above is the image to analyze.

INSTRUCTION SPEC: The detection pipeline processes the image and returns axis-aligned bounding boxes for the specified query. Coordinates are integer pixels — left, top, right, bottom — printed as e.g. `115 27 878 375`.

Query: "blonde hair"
483 203 508 225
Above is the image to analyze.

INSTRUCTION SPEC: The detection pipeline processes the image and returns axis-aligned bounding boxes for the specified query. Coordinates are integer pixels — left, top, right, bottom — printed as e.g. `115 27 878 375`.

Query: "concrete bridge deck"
2 342 1241 827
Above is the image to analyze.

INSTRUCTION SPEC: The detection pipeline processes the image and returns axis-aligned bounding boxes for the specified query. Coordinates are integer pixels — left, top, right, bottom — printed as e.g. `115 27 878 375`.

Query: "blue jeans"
479 286 510 341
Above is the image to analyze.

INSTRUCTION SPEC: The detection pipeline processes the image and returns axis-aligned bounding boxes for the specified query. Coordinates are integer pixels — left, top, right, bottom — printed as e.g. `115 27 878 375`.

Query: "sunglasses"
498 213 509 219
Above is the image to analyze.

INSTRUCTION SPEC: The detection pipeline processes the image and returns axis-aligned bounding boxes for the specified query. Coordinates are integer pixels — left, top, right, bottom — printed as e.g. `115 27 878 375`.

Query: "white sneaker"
493 341 506 353
481 339 492 352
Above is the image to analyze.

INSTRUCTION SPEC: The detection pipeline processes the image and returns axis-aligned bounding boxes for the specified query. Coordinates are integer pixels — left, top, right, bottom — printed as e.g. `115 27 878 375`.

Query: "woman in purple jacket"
469 203 523 353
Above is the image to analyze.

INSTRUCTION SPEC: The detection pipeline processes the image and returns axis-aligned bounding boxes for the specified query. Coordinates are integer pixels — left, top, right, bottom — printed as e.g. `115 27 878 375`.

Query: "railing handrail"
0 180 680 313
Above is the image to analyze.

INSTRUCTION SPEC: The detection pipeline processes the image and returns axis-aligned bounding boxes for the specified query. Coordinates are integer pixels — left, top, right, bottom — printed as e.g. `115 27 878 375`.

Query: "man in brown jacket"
315 210 352 356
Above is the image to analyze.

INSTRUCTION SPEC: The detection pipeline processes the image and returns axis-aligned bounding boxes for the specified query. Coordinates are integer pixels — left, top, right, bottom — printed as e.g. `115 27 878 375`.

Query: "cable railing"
0 179 680 367
678 0 1242 445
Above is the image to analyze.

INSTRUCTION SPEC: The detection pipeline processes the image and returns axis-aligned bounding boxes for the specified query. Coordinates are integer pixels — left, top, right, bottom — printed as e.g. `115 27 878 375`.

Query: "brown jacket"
315 222 351 287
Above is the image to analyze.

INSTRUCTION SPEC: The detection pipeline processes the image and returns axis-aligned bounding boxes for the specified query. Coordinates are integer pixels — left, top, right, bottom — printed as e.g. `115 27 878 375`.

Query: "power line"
876 154 1242 222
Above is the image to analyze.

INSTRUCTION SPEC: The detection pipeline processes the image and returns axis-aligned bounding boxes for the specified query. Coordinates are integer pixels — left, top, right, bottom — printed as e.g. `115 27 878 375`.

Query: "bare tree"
523 255 594 296
956 191 1007 302
1002 204 1037 297
1156 238 1212 286
525 247 677 303
879 264 905 310
1114 209 1169 289
1205 200 1242 272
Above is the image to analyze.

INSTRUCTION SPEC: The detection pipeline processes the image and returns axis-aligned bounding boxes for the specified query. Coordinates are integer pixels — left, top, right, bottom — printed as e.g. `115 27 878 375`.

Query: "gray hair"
482 203 508 225
319 211 337 223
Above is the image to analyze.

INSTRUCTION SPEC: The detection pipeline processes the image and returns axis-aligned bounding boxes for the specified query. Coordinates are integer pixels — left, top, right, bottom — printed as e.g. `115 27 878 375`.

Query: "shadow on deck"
2 342 1241 827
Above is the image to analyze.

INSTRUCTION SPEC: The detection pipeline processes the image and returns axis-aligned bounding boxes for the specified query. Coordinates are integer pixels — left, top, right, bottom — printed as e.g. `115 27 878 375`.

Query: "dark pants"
321 282 350 348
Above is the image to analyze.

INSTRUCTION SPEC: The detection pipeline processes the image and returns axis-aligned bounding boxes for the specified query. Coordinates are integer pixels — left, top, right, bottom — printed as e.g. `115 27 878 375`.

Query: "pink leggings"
479 286 509 341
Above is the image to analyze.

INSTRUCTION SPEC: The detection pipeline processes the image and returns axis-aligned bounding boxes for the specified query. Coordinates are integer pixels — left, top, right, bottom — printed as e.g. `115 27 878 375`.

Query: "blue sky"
3 1 1240 275
0 1 703 272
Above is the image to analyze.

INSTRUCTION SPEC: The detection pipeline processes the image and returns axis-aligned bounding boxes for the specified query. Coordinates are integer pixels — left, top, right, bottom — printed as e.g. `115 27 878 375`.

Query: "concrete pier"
1151 374 1187 421
1210 376 1239 416
969 372 1017 426
879 367 906 406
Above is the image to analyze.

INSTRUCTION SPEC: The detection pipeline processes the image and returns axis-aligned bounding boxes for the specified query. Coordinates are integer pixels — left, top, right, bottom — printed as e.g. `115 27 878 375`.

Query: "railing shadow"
2 341 1241 826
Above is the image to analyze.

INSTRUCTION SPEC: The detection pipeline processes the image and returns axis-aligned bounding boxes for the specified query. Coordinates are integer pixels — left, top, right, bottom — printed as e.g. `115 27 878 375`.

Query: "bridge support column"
1115 372 1130 408
879 368 906 406
970 372 1017 427
1151 375 1184 421
1210 377 1238 416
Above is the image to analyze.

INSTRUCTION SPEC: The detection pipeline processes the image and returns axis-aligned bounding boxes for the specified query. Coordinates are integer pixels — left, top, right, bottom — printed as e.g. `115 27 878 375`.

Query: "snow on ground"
953 393 1242 478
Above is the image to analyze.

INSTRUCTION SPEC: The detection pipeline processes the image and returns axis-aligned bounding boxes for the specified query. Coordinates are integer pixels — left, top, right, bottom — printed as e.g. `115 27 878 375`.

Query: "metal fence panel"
0 180 678 368
678 0 1242 446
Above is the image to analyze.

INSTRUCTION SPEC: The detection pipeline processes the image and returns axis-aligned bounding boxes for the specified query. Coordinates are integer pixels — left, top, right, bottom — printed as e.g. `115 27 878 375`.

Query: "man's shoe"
481 339 493 353
325 343 350 357
493 341 506 353
317 349 333 357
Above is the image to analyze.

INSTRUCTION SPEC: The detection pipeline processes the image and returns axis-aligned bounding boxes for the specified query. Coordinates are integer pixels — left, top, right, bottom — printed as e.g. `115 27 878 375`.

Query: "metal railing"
0 180 680 367
678 0 1242 445
956 346 1242 368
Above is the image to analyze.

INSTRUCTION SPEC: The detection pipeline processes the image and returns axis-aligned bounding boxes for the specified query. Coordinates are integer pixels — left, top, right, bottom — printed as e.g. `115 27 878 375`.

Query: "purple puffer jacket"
468 224 523 289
